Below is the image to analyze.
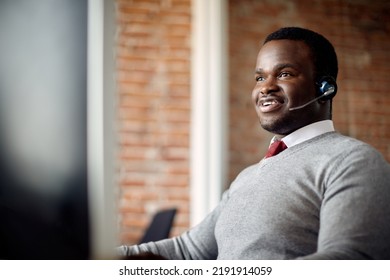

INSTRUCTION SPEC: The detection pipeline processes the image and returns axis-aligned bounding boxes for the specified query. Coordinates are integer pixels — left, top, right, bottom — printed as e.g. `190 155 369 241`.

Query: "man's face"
252 39 328 136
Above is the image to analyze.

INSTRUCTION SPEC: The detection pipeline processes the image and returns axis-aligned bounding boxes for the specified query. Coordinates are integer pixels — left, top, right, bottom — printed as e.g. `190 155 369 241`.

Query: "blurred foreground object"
0 0 89 259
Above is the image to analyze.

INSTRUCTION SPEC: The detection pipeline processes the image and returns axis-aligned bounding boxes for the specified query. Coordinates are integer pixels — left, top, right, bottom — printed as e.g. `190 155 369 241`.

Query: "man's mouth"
258 97 284 112
262 100 279 106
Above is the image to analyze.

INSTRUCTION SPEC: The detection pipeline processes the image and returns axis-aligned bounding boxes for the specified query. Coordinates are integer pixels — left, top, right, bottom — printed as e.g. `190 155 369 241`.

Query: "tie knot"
265 140 287 158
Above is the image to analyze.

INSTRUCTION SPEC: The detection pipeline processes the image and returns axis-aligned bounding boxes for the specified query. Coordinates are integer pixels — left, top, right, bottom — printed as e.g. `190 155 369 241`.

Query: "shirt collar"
271 120 335 148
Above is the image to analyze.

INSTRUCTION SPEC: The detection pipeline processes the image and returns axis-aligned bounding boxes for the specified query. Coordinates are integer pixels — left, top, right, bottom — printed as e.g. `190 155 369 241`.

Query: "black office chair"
138 208 177 244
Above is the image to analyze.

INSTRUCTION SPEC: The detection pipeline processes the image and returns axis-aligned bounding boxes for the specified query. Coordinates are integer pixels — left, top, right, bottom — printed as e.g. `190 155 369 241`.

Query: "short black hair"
264 27 338 80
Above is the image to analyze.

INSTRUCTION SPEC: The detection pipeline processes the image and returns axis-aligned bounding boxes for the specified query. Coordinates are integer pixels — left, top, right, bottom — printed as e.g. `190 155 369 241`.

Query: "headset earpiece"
316 76 337 100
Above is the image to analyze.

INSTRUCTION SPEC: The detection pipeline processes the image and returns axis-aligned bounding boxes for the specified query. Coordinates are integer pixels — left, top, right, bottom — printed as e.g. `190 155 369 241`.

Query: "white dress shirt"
270 120 335 148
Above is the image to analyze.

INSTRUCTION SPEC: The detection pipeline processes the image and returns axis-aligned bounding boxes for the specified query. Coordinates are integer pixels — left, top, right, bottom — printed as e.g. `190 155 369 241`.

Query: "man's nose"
259 77 279 95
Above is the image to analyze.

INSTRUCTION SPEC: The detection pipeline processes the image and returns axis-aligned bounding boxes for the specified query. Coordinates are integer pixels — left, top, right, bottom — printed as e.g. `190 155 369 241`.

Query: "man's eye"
279 72 291 78
256 76 265 82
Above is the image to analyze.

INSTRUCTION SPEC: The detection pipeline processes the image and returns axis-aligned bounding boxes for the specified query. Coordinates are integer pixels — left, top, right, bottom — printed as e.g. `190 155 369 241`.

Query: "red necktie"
265 140 287 158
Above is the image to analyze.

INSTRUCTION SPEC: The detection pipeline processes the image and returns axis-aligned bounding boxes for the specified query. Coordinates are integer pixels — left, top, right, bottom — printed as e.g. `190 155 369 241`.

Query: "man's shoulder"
313 131 373 149
301 132 386 163
317 132 388 164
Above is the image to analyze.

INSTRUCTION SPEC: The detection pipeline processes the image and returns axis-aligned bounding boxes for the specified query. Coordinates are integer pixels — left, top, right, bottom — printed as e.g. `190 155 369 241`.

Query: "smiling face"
252 39 330 136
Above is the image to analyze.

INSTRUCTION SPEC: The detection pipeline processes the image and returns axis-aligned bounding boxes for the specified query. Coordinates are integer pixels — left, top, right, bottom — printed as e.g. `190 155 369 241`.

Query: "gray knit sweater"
119 132 390 259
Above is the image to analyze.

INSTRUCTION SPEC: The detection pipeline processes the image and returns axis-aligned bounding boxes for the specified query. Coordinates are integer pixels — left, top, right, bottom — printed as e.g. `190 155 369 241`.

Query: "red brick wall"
116 0 191 244
229 0 390 182
116 0 390 245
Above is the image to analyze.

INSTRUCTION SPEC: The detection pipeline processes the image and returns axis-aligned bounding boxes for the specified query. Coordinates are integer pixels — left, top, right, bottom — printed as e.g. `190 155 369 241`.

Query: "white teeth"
262 100 277 106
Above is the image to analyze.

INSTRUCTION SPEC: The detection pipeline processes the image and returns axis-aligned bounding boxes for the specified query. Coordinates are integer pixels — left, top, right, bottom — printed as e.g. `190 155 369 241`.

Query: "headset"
289 76 338 111
316 76 338 100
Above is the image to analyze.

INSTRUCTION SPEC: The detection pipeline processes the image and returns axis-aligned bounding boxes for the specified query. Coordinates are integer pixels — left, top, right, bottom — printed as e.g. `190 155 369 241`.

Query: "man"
119 27 390 259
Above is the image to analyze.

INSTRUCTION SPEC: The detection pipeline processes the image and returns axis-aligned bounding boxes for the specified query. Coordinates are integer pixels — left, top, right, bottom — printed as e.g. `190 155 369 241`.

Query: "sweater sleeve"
299 143 390 260
118 190 231 260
